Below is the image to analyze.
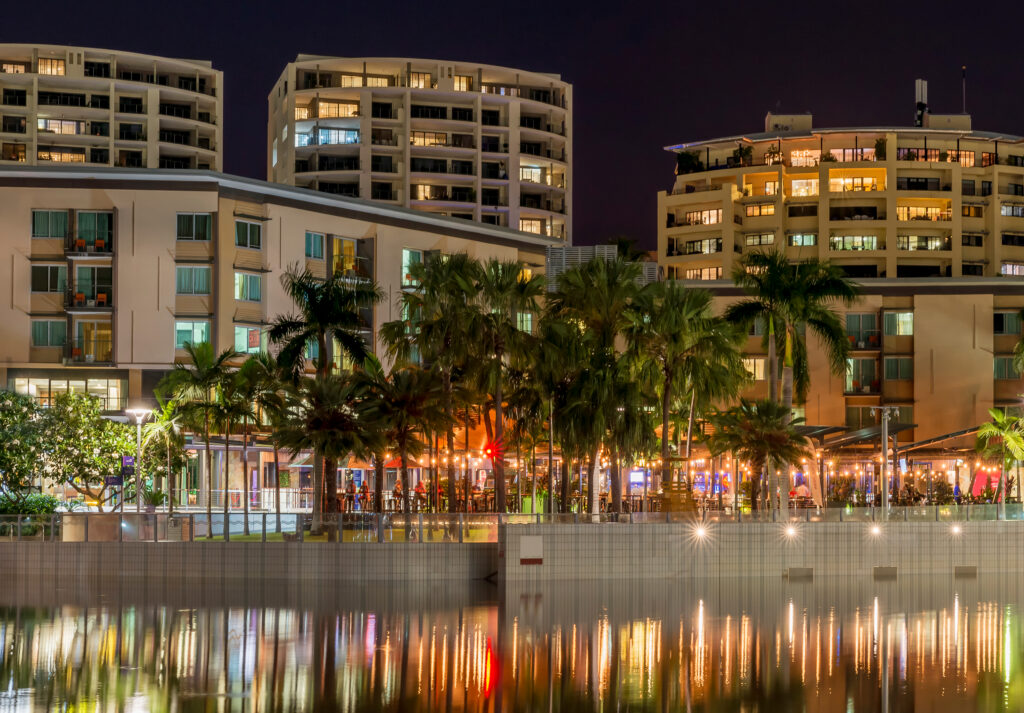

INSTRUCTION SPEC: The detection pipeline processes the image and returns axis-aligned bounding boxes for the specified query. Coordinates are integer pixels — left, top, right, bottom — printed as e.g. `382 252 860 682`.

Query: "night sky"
6 0 1024 248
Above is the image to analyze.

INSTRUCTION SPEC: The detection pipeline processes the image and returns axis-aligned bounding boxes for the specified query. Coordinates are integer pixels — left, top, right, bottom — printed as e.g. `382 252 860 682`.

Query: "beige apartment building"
659 111 1024 492
267 56 571 241
0 165 556 415
0 44 222 171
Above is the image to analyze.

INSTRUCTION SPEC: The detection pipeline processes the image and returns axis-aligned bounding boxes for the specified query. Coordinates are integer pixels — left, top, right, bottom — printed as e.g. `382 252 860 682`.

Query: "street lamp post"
127 408 152 512
870 406 899 510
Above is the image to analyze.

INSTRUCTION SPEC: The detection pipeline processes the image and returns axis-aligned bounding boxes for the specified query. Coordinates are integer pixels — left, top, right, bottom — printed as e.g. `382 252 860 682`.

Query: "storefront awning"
823 423 916 450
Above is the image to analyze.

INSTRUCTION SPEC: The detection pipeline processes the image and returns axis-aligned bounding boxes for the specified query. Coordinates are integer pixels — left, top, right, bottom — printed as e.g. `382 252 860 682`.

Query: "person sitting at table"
414 480 427 511
393 478 403 510
359 480 370 510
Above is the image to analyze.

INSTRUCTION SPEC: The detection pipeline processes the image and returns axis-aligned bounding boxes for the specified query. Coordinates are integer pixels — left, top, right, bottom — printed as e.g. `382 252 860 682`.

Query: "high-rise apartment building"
0 44 222 170
267 57 571 241
658 108 1024 488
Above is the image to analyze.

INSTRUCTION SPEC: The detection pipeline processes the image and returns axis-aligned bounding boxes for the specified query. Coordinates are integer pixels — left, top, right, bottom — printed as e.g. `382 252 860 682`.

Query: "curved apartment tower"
0 44 221 170
268 56 571 241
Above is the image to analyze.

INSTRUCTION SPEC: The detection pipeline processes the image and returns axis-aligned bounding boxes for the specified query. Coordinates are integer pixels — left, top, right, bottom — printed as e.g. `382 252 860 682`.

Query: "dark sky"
6 0 1024 248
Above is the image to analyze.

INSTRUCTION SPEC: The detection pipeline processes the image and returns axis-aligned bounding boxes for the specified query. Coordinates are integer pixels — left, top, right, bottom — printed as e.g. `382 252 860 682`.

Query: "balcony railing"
65 338 113 365
846 330 881 349
65 287 113 310
65 236 113 254
117 102 145 115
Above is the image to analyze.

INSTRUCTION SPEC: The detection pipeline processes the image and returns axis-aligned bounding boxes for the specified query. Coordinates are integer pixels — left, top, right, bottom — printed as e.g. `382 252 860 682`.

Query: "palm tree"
142 396 185 514
726 250 856 510
547 257 640 514
626 281 747 507
268 266 383 533
246 352 289 531
380 252 480 515
357 357 449 514
706 399 811 511
276 376 380 541
233 356 284 536
977 408 1024 515
158 342 237 536
213 373 250 529
472 258 545 512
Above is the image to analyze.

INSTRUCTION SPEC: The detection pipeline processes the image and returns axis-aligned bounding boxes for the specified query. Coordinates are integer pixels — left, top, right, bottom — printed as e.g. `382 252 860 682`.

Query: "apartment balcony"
844 378 881 396
846 330 881 351
65 287 113 311
64 338 113 366
65 236 113 256
117 101 146 115
520 196 565 214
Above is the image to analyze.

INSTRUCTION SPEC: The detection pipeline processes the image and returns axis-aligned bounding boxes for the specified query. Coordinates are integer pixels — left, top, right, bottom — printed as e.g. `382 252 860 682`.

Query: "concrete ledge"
954 565 978 578
784 567 813 580
873 566 898 580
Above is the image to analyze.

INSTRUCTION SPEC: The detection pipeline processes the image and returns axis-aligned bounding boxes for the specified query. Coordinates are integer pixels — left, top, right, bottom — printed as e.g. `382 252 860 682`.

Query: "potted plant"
675 151 704 175
939 150 948 163
731 145 753 167
819 151 837 163
142 488 167 513
874 137 887 160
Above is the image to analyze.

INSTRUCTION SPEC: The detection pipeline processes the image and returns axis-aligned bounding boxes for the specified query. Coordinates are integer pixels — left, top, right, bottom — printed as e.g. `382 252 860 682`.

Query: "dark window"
118 97 144 114
318 155 359 171
962 264 984 276
481 109 501 126
481 136 501 152
481 162 503 179
481 188 502 206
89 121 109 137
83 61 110 78
481 214 501 225
319 182 358 197
450 187 474 202
177 76 197 92
38 91 85 107
370 155 394 172
789 204 817 218
159 103 191 119
118 151 143 168
410 104 446 119
450 160 474 175
410 157 447 173
2 89 26 106
1 115 25 133
119 123 145 141
159 156 191 169
371 102 393 119
370 182 394 200
982 181 992 196
962 179 976 196
451 107 473 122
158 129 191 145
897 176 939 191
830 205 879 221
370 128 394 146
520 115 542 130
89 95 110 110
896 264 944 278
89 148 108 164
1002 234 1024 247
1008 184 1024 196
520 142 542 156
962 234 983 247
836 264 878 278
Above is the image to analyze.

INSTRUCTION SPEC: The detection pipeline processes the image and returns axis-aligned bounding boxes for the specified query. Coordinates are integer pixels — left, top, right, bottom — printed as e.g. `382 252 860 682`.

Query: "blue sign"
105 475 123 486
121 456 135 467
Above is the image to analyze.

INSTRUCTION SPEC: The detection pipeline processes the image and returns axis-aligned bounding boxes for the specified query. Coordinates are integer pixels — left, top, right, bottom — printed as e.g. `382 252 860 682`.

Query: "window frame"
884 356 913 380
883 312 914 336
305 231 325 260
234 219 262 250
31 209 69 239
175 265 212 295
174 320 210 349
31 319 66 347
176 212 212 241
30 264 67 293
233 271 262 302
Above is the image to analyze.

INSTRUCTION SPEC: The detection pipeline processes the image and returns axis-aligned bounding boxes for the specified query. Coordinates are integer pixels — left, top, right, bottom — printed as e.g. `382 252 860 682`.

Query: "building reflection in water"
1 581 1023 711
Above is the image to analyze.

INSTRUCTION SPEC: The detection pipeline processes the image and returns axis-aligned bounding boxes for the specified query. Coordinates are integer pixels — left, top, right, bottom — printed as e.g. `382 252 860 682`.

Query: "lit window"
884 357 913 380
684 238 722 255
409 72 431 89
305 231 324 260
234 326 263 354
743 357 766 380
883 312 914 336
745 233 773 246
37 119 82 135
316 101 359 118
829 235 879 251
453 75 472 92
32 210 69 238
234 220 262 249
271 138 277 167
1 63 25 74
339 74 363 88
175 266 211 295
788 233 816 247
517 312 533 332
684 209 722 225
174 321 209 349
897 205 950 221
31 320 66 347
790 149 820 167
366 76 388 88
402 248 423 287
233 272 262 302
294 106 310 120
334 237 356 273
682 267 721 280
1003 262 1024 276
745 203 774 217
520 166 542 183
994 312 1022 335
519 218 543 234
317 128 359 145
995 357 1020 380
790 179 818 197
177 213 212 241
38 58 65 76
829 176 880 192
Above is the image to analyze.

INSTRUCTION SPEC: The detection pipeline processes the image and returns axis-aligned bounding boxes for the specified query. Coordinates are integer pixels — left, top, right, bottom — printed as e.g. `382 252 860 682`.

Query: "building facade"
0 44 222 171
658 113 1024 491
0 165 557 416
267 56 571 241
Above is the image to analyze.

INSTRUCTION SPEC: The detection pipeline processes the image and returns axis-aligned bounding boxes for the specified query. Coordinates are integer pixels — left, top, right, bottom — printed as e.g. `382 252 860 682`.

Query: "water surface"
2 575 1023 711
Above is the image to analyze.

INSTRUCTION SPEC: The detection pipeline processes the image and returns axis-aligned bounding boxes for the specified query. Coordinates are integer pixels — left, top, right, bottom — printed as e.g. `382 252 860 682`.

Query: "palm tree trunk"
166 434 174 516
661 372 672 491
779 330 794 515
767 316 778 403
323 455 338 541
374 452 385 514
494 371 508 513
560 458 571 513
311 455 324 535
400 447 411 542
611 447 622 514
587 446 599 515
242 420 250 536
274 445 282 533
223 426 230 524
444 371 456 515
683 390 697 510
531 440 537 514
204 414 213 539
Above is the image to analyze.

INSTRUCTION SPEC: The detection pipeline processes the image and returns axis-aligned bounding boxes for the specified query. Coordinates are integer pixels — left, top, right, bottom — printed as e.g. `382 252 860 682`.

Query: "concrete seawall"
499 521 1022 581
3 521 1021 584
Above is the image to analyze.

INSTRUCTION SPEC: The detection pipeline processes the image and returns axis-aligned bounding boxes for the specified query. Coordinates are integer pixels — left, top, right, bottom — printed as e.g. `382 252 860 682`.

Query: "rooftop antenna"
962 65 967 113
914 79 928 127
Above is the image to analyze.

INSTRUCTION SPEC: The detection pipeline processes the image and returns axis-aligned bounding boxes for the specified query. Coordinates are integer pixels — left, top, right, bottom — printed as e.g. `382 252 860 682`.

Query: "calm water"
3 576 1024 711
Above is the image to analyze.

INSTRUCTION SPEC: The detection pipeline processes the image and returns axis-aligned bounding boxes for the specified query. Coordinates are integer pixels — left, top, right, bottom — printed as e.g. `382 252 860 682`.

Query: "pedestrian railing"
1 505 1022 544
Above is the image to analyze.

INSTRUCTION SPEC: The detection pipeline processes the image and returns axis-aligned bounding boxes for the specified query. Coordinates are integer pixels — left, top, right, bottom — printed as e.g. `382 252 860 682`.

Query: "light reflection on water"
2 577 1024 711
